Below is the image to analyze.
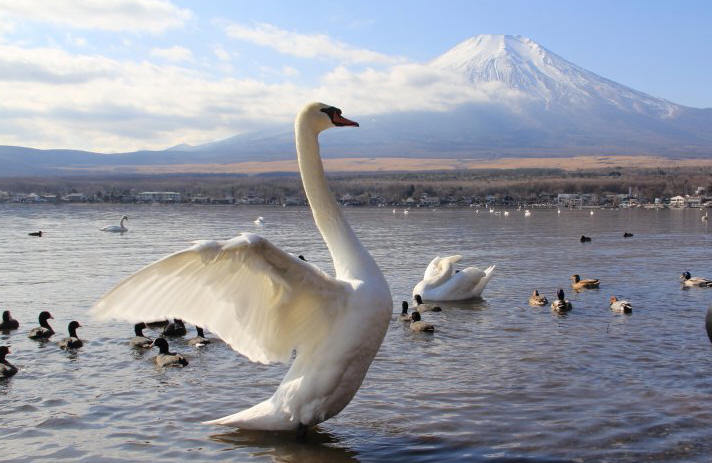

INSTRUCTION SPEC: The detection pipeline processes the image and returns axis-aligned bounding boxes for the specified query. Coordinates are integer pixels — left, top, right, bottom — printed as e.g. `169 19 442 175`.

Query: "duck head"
411 311 422 322
134 322 147 336
39 311 53 327
151 337 170 354
414 294 424 305
557 289 565 301
681 271 692 280
68 321 81 337
0 345 8 361
401 301 409 315
571 274 581 283
196 326 205 338
2 310 10 322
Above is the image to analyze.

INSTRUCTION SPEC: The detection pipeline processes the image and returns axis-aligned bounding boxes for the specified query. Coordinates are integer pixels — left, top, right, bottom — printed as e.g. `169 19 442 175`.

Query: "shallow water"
1 204 711 462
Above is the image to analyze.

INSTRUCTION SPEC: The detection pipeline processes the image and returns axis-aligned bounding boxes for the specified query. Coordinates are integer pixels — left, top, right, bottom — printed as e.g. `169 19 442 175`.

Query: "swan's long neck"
120 217 126 227
295 118 379 280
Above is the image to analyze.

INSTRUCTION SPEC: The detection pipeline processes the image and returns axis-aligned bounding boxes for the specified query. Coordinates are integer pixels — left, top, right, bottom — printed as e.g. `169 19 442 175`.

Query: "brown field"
64 155 712 175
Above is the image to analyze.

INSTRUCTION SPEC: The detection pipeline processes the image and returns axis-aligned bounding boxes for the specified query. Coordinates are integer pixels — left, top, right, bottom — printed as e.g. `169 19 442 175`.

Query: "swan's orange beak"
333 113 359 127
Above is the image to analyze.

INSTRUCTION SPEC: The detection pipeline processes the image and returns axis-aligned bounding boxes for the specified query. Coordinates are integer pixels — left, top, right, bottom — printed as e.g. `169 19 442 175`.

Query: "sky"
0 0 710 153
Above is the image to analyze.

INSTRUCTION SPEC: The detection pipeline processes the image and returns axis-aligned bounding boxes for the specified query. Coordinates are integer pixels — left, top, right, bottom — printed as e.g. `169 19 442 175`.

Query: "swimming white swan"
412 255 495 302
91 103 392 431
254 216 265 225
100 215 128 233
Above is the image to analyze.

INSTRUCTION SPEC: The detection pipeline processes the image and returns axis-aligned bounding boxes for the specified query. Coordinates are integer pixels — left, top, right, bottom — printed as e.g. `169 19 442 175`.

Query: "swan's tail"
203 398 296 431
471 265 496 298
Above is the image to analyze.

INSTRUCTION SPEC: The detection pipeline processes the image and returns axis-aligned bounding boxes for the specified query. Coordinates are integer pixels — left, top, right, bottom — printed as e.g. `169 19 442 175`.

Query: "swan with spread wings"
92 103 392 431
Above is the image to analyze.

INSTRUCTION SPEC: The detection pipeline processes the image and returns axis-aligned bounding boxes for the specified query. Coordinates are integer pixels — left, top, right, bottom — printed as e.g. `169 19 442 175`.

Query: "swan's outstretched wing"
92 233 350 364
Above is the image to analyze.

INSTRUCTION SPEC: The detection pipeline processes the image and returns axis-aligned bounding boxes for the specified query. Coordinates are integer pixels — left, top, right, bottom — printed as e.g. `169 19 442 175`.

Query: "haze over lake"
2 204 712 462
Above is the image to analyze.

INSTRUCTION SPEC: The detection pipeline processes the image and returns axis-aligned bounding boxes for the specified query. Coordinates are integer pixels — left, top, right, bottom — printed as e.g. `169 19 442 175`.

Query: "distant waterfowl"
298 255 307 261
92 103 392 430
413 255 495 302
413 294 442 312
702 212 709 222
503 211 510 217
571 274 600 290
609 296 632 314
528 290 548 306
151 338 188 367
0 310 19 331
580 235 592 242
146 320 169 329
0 346 18 378
590 210 595 215
130 322 153 348
101 215 128 233
254 216 265 225
188 326 211 347
162 318 187 336
680 271 712 288
410 311 434 332
58 321 83 349
398 301 412 321
392 208 397 214
28 231 42 237
524 210 531 217
706 307 712 344
28 311 54 339
403 209 409 215
551 289 572 313
623 232 634 238
557 209 561 214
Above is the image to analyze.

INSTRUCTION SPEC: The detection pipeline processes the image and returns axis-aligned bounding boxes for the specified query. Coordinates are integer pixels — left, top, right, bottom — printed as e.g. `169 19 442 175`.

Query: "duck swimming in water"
409 311 434 332
130 322 153 348
551 289 572 313
0 346 18 378
28 231 43 237
398 301 412 321
609 296 632 314
528 290 548 306
571 274 600 290
151 338 188 367
28 311 54 339
188 326 210 347
0 310 19 331
58 321 83 349
162 318 186 336
680 271 712 288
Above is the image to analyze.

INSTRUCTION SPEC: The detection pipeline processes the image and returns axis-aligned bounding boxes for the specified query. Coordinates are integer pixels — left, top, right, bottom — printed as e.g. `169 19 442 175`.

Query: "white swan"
254 216 265 225
100 215 128 233
524 209 531 217
412 255 495 302
91 103 392 430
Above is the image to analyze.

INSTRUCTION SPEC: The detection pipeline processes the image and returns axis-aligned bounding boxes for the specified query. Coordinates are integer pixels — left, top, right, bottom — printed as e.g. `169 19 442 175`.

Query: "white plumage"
92 102 392 430
412 255 495 302
100 215 128 233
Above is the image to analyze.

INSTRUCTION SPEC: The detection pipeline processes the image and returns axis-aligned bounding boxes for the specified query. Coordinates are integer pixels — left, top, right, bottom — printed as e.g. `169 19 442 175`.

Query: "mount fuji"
1 34 710 176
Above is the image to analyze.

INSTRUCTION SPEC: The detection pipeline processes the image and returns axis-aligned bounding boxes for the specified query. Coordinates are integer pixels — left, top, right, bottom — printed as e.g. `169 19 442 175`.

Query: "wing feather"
92 233 350 364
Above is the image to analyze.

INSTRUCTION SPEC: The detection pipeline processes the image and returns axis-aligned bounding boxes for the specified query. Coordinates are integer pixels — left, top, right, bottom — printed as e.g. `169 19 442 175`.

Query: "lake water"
1 204 712 462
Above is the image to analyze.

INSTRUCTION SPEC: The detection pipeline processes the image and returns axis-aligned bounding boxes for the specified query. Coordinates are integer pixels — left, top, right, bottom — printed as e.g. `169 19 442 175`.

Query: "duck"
623 232 634 238
528 290 548 306
0 346 18 378
609 296 632 314
58 321 83 349
412 256 495 302
413 294 442 312
151 338 188 367
28 311 54 339
702 212 708 222
298 255 307 261
28 231 43 237
130 322 153 348
680 271 712 287
551 289 572 313
101 215 128 233
580 235 592 242
162 318 187 336
254 216 265 225
188 326 211 347
398 301 412 321
571 274 599 290
92 102 392 430
0 310 19 331
409 311 434 332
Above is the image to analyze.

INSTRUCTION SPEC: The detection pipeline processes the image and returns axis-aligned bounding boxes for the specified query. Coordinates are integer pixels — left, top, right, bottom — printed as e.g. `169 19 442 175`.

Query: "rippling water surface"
2 204 712 462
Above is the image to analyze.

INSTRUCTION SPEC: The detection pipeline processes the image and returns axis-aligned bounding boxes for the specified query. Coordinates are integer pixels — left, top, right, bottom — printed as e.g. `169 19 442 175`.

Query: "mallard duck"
398 301 412 321
413 294 442 312
580 235 592 242
623 232 634 238
162 318 186 336
0 346 18 378
551 289 572 313
188 326 210 347
58 321 83 349
410 311 434 333
528 290 548 306
680 271 712 287
0 310 19 331
28 311 54 339
151 338 188 367
609 296 632 314
130 322 153 348
571 274 599 290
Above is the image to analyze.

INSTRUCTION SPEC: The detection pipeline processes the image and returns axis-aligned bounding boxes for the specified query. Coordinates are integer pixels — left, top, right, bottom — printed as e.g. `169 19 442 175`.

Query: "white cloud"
0 0 192 33
150 46 193 62
213 45 231 61
225 22 404 65
65 34 87 47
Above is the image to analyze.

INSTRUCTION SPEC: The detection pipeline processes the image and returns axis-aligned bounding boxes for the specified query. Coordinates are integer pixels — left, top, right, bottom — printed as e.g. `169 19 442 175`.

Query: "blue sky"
0 0 709 152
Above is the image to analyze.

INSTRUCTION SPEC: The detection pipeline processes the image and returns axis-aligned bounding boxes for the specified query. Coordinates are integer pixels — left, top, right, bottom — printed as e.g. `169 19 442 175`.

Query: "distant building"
669 195 686 208
137 191 181 203
63 193 86 202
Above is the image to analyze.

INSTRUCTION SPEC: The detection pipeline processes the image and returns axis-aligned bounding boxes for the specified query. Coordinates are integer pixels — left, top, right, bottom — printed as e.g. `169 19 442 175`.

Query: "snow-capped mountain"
1 34 710 176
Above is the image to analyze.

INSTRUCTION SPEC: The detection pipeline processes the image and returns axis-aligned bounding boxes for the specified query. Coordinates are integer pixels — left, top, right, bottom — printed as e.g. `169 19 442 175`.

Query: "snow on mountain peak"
431 34 679 118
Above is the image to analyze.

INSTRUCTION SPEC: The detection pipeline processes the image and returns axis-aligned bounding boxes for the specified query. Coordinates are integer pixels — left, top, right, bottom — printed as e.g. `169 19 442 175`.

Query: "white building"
137 191 182 203
669 195 686 207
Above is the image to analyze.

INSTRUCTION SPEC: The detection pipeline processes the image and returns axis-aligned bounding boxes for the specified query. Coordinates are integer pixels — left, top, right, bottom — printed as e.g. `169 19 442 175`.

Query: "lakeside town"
2 185 711 209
